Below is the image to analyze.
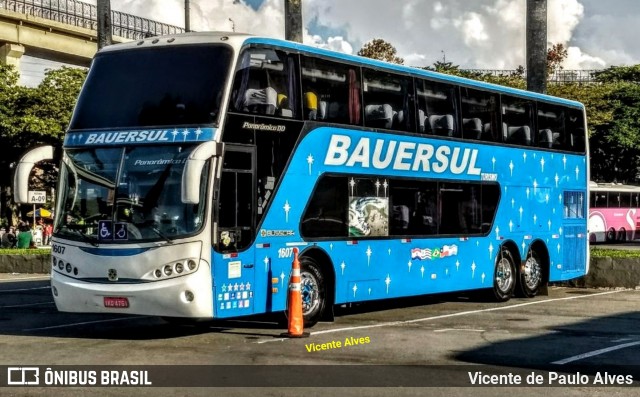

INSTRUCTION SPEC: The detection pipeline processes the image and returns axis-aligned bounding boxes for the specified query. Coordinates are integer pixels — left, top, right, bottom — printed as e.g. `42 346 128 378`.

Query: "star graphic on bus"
385 274 391 294
283 200 291 222
306 154 314 175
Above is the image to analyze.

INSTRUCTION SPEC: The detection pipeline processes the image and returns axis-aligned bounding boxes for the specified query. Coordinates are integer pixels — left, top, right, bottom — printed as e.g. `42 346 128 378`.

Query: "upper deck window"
230 47 300 119
301 56 361 125
70 44 232 130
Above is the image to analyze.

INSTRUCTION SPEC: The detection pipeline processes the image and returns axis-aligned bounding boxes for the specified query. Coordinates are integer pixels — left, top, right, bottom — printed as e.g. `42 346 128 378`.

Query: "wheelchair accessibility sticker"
98 221 128 241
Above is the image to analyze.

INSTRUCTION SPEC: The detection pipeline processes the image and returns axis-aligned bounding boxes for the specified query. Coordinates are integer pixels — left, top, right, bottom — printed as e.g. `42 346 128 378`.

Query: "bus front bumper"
50 265 214 318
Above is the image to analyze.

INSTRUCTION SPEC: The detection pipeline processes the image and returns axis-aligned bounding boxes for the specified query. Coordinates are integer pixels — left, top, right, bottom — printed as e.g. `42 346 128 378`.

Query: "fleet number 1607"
278 248 294 258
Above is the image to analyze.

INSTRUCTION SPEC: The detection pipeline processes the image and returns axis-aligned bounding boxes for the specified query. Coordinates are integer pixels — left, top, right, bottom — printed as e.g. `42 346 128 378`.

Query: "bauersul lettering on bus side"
323 134 482 175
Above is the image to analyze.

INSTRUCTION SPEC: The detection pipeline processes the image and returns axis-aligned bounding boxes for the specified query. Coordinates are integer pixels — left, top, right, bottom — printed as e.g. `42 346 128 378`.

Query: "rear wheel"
517 249 544 298
285 256 326 328
618 228 627 242
492 248 516 302
606 228 616 242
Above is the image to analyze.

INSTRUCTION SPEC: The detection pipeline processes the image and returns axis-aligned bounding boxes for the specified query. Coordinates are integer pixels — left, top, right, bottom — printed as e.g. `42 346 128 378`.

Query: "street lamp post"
185 0 191 32
284 0 303 43
97 0 112 49
526 0 547 94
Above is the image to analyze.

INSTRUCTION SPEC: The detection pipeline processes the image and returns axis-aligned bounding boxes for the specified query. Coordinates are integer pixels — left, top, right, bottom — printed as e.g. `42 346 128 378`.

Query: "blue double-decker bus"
14 32 588 326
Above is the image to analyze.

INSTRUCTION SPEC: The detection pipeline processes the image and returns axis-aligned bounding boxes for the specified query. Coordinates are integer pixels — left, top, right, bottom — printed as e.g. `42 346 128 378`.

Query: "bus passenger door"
215 146 256 316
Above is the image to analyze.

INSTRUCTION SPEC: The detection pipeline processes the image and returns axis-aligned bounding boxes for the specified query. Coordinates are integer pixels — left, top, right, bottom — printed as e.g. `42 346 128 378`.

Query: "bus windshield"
69 44 233 130
55 145 209 243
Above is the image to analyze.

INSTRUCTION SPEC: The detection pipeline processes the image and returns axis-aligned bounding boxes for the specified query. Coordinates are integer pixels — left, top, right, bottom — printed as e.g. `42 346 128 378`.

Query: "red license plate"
104 297 129 308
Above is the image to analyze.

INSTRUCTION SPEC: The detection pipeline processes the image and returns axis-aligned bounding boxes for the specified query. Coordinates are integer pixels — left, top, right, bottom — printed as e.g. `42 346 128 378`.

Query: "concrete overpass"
0 0 184 71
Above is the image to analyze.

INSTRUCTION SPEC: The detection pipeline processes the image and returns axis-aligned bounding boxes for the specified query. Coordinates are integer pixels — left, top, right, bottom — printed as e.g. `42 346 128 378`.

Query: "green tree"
0 66 87 225
593 65 640 83
358 39 404 64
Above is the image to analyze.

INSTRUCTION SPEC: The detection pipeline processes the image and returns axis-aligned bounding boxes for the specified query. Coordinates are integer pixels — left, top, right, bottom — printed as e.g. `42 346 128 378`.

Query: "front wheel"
286 256 326 328
518 249 544 298
492 248 516 302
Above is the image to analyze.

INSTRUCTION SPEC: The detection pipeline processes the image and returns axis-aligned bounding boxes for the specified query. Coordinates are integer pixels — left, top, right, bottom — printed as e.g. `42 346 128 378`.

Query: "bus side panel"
211 250 256 317
251 126 588 308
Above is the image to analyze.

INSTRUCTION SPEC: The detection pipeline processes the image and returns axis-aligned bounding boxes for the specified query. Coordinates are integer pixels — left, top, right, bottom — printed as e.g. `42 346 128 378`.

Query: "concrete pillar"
0 43 25 70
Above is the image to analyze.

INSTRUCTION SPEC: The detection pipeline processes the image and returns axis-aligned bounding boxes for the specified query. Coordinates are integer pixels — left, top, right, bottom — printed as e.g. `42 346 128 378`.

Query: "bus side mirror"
13 146 54 204
182 141 223 204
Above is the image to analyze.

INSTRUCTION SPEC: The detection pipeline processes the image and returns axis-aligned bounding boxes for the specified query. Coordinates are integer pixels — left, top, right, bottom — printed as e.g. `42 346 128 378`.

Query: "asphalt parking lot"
0 274 638 397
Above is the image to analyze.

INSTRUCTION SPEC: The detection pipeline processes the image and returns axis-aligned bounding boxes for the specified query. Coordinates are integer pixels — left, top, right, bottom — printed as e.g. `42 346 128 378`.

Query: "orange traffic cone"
281 247 310 338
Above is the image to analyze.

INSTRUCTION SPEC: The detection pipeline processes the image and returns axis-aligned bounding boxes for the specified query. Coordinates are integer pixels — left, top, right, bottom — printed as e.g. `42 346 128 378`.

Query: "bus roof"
98 31 585 110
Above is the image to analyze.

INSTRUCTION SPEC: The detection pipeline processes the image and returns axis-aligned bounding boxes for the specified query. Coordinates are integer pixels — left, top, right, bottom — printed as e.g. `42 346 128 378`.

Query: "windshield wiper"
137 220 174 244
150 226 173 244
60 224 99 247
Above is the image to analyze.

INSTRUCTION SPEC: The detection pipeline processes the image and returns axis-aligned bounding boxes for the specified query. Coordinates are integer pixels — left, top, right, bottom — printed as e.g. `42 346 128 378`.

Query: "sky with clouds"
20 0 640 85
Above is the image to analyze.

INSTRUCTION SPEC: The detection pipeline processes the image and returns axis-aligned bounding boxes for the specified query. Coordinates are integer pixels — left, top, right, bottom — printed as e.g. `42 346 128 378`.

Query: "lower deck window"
301 175 500 239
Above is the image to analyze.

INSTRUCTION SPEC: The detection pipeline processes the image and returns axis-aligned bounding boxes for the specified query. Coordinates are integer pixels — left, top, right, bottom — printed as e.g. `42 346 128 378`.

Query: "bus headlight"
154 269 162 278
187 260 197 271
163 265 173 276
175 262 184 274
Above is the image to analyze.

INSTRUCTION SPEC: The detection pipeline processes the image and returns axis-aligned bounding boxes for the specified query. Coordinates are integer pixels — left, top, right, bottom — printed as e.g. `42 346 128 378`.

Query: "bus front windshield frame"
54 145 209 244
69 44 233 130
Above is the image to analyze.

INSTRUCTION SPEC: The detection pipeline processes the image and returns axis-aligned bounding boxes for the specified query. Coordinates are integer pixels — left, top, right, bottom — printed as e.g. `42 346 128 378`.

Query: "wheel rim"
523 256 542 290
300 270 320 316
496 257 514 294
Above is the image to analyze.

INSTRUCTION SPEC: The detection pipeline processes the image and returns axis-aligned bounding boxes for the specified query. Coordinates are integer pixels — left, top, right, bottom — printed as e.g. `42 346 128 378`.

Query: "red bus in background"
589 181 640 243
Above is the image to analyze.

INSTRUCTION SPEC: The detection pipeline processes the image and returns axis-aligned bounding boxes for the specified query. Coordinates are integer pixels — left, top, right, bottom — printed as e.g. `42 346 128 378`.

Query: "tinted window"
301 176 348 238
460 87 499 142
70 45 232 130
231 47 300 119
537 102 565 150
502 95 535 146
301 175 500 239
301 57 361 125
363 69 414 132
566 108 586 153
417 80 458 137
564 191 585 218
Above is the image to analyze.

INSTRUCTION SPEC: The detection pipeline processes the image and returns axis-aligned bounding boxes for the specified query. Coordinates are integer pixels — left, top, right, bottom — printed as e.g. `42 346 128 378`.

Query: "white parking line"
433 328 485 333
257 289 629 344
23 316 150 331
0 301 54 308
552 341 640 365
0 276 50 283
0 286 51 292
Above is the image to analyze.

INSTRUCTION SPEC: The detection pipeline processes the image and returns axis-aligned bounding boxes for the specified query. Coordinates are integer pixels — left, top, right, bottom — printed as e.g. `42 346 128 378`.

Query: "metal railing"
463 69 601 84
0 0 184 40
